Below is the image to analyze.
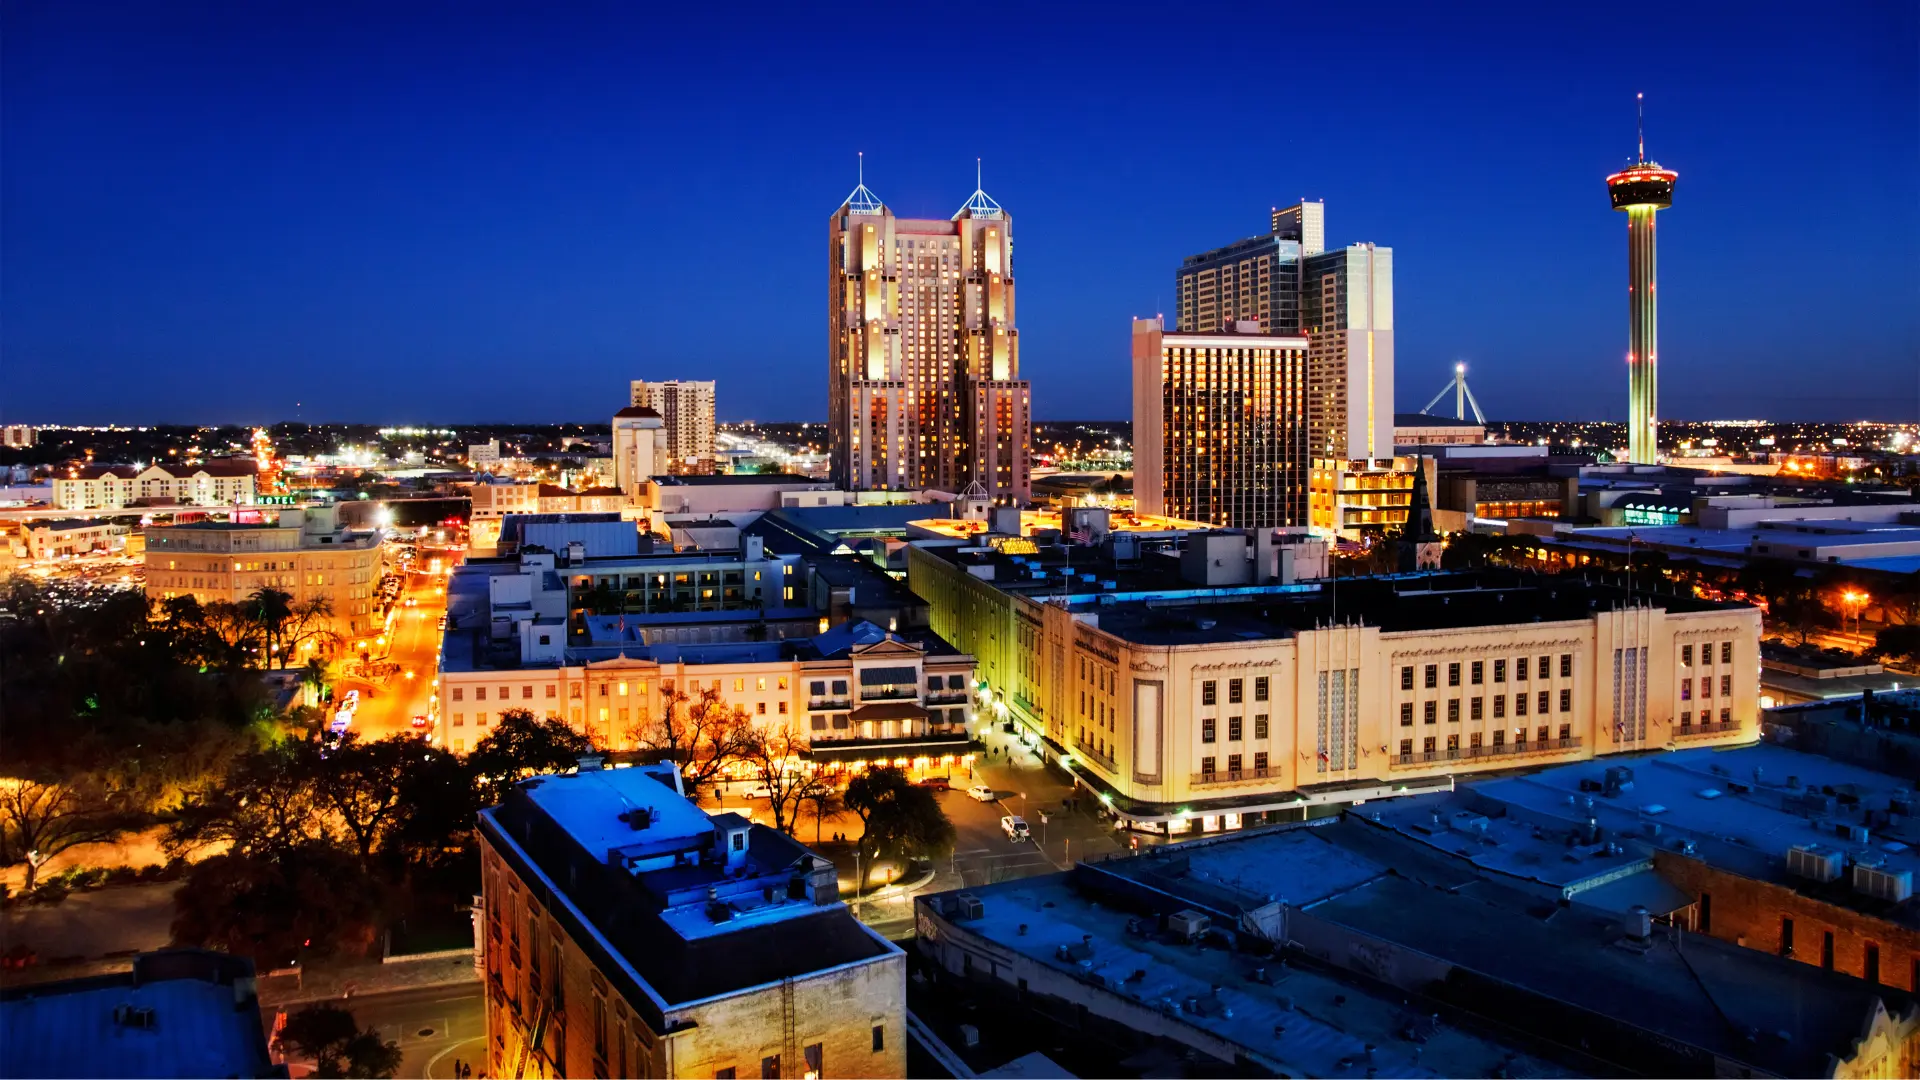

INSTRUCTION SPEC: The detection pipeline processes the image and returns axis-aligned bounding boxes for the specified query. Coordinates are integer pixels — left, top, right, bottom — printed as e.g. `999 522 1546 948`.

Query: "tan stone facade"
910 546 1762 827
143 508 383 636
441 640 973 761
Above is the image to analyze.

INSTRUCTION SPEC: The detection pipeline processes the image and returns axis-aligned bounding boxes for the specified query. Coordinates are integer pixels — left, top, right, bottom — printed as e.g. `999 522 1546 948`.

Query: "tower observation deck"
1607 94 1676 465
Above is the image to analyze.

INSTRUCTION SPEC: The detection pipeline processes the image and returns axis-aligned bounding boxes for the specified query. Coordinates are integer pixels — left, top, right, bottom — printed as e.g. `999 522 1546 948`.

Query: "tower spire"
844 151 883 215
1636 92 1645 164
954 156 1003 220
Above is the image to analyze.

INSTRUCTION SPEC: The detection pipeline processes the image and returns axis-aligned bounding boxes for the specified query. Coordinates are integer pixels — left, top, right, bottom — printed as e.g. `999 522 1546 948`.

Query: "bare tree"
281 596 342 664
0 775 140 891
741 727 830 836
634 684 756 797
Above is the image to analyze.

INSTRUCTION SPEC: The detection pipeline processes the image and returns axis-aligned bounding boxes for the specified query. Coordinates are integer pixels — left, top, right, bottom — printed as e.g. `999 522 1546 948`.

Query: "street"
847 723 1129 938
267 983 485 1080
343 565 451 744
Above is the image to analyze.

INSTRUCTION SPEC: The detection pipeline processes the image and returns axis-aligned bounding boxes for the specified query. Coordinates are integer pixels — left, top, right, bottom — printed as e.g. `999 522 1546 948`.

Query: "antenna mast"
1636 93 1645 164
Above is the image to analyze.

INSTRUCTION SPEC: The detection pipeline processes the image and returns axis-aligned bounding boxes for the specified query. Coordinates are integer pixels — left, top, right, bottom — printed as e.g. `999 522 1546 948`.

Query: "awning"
859 665 918 686
807 733 972 763
848 701 931 723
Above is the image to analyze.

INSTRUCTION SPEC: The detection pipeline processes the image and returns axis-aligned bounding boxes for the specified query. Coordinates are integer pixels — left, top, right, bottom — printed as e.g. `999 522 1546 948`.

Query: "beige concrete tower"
828 159 1030 503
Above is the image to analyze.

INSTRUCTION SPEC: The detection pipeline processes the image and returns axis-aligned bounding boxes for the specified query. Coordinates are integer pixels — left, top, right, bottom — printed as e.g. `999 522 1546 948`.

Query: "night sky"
4 2 1915 426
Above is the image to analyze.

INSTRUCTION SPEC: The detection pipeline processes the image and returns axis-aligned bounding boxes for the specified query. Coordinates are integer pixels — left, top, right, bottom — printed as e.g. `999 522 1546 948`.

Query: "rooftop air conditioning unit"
1168 909 1212 942
1787 843 1842 883
1853 863 1913 903
954 892 984 920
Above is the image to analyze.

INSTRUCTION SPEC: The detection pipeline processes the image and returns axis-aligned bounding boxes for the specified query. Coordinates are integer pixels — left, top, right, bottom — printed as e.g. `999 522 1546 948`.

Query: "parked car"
967 784 997 803
1001 815 1030 842
915 775 950 791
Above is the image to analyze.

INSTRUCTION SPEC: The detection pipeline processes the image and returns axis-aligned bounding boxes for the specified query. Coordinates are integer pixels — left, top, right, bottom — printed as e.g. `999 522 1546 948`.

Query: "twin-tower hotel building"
826 172 1030 505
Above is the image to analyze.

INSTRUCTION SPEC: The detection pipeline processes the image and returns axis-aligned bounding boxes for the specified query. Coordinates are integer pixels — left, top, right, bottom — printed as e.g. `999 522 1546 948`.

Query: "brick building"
477 761 905 1078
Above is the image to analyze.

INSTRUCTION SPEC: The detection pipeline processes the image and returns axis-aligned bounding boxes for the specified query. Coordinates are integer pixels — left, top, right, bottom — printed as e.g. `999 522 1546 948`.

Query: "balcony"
1192 766 1279 787
860 687 918 703
925 691 971 706
1673 720 1741 740
1393 737 1583 769
808 697 852 711
1072 737 1116 772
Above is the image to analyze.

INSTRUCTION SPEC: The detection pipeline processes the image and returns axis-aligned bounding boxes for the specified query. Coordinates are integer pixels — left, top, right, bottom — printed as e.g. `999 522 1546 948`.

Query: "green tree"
273 1003 402 1078
298 657 333 707
0 775 142 891
171 841 381 969
247 587 296 668
468 709 598 807
843 766 954 862
305 735 417 871
166 740 335 859
1871 625 1920 668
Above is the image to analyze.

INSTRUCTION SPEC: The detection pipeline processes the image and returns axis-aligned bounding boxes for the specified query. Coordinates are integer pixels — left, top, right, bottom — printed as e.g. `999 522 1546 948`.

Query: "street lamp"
1841 590 1870 639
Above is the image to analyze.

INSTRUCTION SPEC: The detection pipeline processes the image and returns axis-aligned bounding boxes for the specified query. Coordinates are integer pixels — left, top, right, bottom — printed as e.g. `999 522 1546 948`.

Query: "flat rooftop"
929 872 1568 1078
1465 744 1920 928
0 953 277 1079
1309 874 1901 1079
1038 567 1731 646
481 766 897 1018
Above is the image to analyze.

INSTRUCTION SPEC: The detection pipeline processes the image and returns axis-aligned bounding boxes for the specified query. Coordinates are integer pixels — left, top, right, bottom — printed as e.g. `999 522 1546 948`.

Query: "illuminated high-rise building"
1607 94 1677 465
1302 242 1394 461
1177 202 1393 462
1132 316 1310 528
629 379 716 471
827 160 1030 503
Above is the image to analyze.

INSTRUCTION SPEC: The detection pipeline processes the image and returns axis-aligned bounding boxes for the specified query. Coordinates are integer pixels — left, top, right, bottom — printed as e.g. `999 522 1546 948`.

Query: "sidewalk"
259 952 479 1010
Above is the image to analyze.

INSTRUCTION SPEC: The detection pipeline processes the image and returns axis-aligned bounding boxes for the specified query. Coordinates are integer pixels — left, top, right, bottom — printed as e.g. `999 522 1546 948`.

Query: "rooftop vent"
954 892 984 920
618 807 653 831
113 1004 156 1030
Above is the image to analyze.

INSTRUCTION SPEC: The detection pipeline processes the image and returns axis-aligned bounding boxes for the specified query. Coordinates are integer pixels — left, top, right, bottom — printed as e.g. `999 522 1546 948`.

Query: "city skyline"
3 2 1916 426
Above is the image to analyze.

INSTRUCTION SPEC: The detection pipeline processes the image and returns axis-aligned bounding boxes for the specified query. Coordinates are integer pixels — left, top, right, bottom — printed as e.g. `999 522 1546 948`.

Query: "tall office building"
629 380 716 471
827 165 1030 504
1303 243 1394 460
1132 317 1310 527
1177 203 1393 462
1607 95 1676 466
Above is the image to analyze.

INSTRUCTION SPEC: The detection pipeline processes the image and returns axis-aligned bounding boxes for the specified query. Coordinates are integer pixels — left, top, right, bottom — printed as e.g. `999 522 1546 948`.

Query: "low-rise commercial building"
144 505 384 636
53 460 258 511
20 518 129 559
1405 741 1920 995
910 539 1762 830
917 814 1920 1078
478 762 905 1079
0 950 282 1079
441 546 974 764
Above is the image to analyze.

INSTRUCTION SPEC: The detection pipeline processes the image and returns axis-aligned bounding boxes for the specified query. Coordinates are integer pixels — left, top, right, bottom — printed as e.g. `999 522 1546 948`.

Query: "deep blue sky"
4 1 1916 426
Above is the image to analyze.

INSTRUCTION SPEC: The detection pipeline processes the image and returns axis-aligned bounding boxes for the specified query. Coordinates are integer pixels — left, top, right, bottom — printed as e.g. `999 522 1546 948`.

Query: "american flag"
1068 523 1093 545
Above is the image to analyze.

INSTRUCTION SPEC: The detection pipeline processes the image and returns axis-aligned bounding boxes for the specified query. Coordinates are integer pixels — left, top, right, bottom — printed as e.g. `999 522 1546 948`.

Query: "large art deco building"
828 168 1030 504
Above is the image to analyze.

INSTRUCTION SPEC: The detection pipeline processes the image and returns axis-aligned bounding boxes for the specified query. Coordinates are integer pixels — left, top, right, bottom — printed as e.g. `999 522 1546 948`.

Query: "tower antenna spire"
1636 93 1645 164
977 156 982 190
859 150 864 185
